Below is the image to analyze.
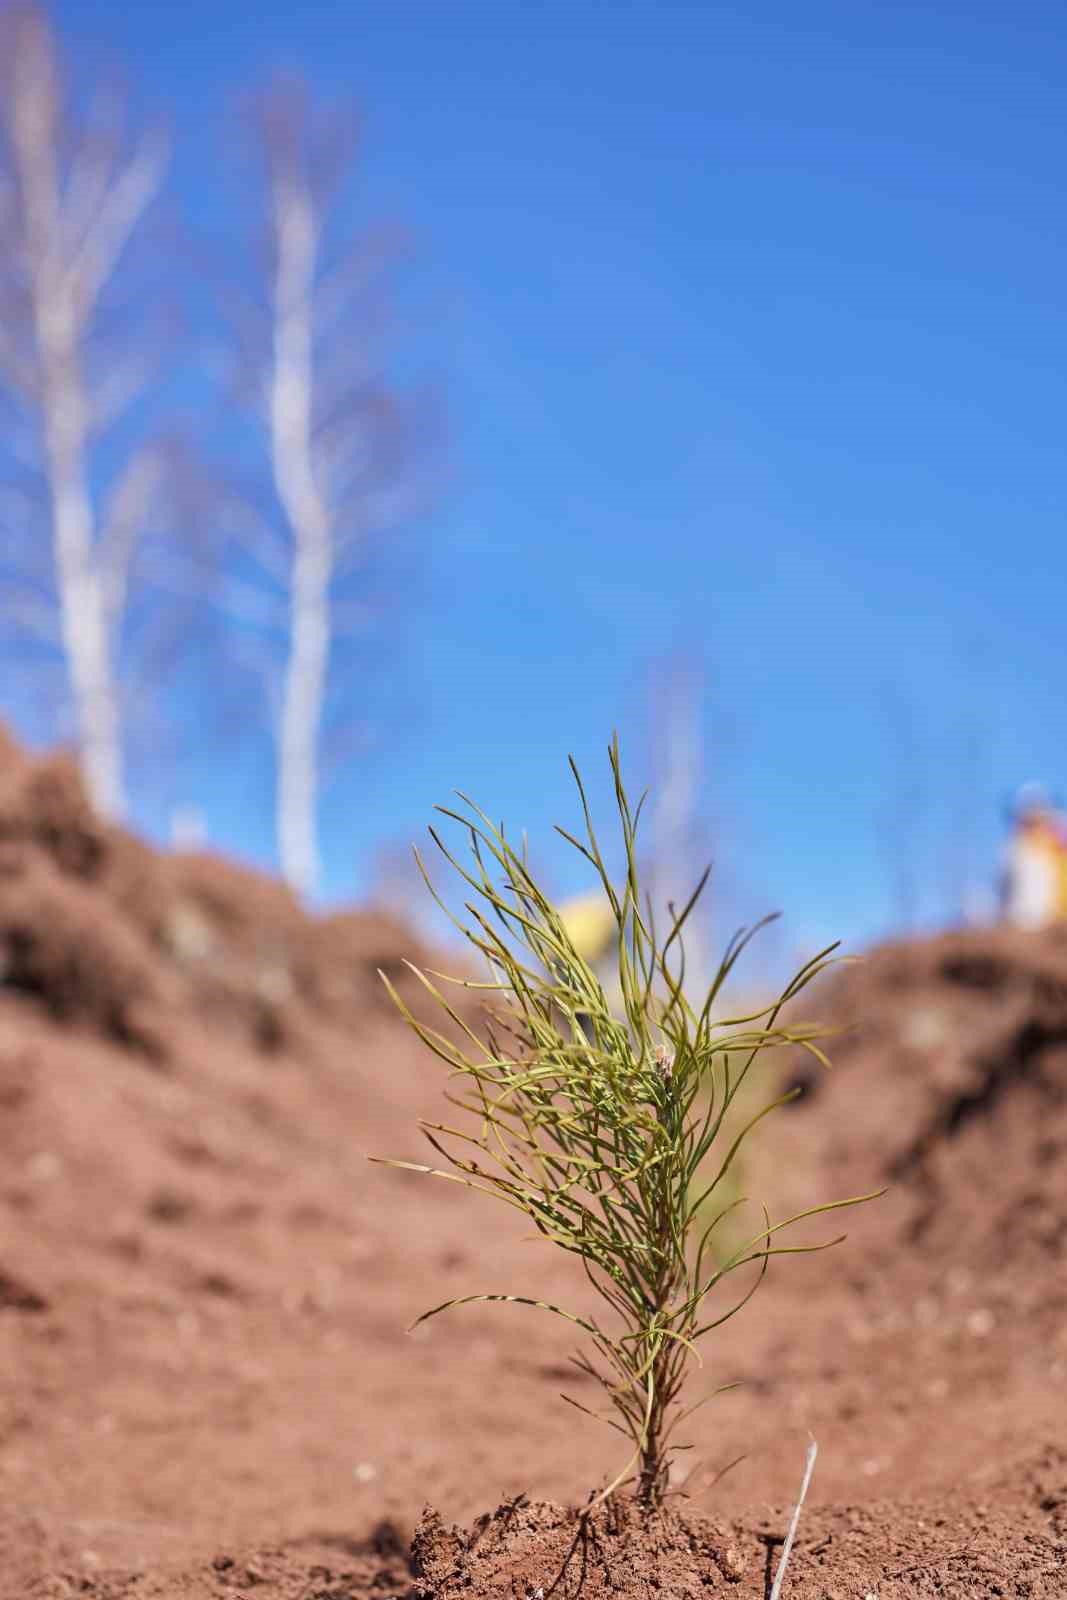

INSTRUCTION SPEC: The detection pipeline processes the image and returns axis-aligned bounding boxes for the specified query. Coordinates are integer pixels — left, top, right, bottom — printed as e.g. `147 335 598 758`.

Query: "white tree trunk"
270 180 332 898
46 392 125 819
10 23 126 818
277 543 329 897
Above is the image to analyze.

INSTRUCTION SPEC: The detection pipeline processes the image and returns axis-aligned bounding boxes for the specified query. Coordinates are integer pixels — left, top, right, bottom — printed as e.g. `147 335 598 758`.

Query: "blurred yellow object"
558 891 617 964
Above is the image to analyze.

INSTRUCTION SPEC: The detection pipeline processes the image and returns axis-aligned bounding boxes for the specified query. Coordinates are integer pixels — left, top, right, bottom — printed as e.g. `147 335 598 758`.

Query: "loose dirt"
1 730 1064 1597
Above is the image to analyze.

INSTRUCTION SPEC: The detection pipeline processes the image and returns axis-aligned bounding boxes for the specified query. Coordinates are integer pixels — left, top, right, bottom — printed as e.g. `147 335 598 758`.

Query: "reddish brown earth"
1 728 1064 1598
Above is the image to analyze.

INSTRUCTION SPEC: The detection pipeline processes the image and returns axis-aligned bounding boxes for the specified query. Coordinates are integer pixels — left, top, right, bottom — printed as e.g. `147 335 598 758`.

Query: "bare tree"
0 4 172 818
221 77 425 898
647 653 712 990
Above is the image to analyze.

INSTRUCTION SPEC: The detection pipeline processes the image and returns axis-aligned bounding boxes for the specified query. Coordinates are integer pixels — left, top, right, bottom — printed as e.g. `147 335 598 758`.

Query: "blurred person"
999 783 1067 929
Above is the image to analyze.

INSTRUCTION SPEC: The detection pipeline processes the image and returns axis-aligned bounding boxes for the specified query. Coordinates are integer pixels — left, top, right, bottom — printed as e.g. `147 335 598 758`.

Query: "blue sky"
36 1 1067 962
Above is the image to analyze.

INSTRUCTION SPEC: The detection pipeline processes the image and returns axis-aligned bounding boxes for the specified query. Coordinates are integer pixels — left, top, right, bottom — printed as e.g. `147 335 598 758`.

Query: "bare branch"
98 448 165 632
61 85 125 246
87 350 154 435
217 492 293 587
68 129 168 316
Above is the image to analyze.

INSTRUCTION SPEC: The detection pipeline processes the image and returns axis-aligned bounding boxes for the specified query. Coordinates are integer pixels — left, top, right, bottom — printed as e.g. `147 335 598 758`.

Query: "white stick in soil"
769 1437 818 1600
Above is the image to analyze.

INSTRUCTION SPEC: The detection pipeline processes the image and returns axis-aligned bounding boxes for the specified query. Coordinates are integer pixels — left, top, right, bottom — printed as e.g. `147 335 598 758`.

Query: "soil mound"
0 730 430 1062
410 1446 1067 1600
766 924 1067 1307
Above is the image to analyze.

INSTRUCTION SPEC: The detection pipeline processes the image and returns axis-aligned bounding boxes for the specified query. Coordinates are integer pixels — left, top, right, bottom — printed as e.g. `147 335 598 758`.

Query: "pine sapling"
372 739 881 1511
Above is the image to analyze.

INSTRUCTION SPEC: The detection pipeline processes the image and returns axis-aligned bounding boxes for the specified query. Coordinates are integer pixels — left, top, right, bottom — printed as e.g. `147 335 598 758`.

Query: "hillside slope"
0 732 1063 1597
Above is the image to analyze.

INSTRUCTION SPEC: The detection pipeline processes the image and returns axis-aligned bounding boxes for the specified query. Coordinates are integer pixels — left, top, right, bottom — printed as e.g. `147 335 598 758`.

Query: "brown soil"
1 729 1065 1598
410 1458 1067 1599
